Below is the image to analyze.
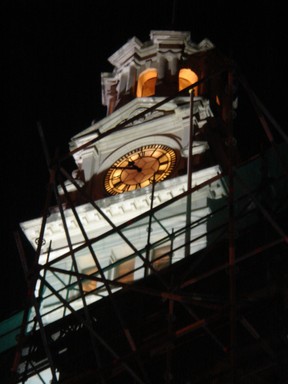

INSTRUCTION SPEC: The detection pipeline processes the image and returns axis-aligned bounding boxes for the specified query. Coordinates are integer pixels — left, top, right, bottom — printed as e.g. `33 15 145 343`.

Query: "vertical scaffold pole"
185 89 195 258
226 69 237 383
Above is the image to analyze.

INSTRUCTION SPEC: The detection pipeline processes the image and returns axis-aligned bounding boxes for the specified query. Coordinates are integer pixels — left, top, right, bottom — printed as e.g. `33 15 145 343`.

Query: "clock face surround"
104 144 177 195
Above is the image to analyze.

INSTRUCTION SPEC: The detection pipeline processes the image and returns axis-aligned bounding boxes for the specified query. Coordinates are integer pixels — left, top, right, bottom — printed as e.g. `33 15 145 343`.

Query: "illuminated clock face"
104 144 177 195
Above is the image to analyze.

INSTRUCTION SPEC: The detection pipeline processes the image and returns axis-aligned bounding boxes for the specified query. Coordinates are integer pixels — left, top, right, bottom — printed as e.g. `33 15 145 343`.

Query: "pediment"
69 96 213 182
70 97 181 147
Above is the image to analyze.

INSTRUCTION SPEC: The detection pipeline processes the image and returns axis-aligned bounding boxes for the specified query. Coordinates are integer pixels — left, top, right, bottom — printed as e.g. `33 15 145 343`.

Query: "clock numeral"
137 151 144 158
152 148 158 157
113 181 123 189
159 161 169 167
123 184 131 192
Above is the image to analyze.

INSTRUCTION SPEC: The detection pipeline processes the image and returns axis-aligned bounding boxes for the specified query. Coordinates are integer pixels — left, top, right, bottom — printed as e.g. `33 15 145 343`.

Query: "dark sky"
1 0 286 320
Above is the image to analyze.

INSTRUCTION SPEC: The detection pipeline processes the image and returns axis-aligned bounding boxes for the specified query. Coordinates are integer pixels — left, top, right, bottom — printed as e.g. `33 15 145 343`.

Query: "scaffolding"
3 69 288 384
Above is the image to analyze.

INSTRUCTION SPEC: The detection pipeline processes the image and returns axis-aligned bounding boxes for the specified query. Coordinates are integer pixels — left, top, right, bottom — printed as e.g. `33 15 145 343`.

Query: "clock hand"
111 162 142 172
127 160 141 171
128 165 142 171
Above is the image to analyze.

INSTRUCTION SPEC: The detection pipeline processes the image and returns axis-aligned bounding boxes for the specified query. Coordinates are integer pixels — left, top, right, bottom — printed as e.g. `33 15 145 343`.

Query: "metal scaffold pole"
185 89 195 258
227 68 237 383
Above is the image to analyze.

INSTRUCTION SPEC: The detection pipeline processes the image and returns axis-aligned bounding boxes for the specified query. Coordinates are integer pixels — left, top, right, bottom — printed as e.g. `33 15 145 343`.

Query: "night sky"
2 0 286 320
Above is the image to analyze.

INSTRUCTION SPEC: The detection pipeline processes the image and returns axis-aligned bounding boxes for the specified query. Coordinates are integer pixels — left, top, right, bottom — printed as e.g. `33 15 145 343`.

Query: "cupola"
101 30 224 115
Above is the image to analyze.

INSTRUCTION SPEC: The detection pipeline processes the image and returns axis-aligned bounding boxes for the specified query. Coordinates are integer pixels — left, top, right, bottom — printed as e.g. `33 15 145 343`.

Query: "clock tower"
17 30 239 383
67 30 234 202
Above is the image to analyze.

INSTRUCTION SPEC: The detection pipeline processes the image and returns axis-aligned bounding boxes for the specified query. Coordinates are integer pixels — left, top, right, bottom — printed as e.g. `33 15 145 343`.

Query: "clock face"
104 144 177 195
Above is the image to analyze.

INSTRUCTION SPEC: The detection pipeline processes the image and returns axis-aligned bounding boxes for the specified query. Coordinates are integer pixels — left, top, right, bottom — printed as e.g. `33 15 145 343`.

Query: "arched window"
179 68 198 96
136 68 158 97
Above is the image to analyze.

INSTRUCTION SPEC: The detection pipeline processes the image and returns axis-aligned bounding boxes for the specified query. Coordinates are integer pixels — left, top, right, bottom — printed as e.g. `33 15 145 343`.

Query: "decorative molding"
69 96 213 180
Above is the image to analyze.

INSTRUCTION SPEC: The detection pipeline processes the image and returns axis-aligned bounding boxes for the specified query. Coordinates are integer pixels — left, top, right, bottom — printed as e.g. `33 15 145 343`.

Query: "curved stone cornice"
108 31 214 69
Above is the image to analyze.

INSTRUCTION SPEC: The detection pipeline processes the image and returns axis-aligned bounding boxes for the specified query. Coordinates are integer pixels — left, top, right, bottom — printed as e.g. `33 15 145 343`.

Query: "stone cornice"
20 165 223 256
